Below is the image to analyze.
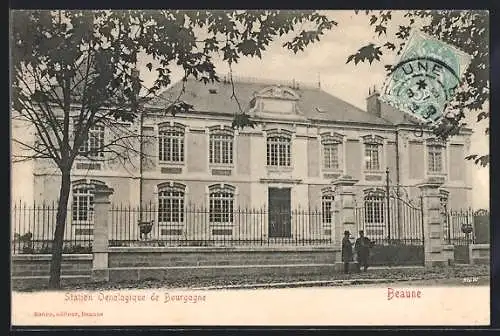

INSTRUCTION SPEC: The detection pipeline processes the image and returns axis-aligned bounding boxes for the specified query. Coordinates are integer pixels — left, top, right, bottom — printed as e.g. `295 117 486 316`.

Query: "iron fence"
11 200 93 255
444 208 477 245
11 198 487 255
354 195 424 246
110 203 332 247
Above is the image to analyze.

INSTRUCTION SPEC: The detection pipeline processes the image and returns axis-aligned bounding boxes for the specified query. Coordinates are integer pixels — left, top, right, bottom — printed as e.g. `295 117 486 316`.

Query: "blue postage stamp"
380 30 472 125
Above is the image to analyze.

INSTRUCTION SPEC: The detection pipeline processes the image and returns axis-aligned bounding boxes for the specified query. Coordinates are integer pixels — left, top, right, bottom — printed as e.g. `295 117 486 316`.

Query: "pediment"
254 85 300 101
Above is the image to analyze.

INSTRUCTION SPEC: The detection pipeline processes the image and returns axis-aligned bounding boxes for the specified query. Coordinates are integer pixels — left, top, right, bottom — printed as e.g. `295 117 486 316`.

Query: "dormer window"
251 85 301 116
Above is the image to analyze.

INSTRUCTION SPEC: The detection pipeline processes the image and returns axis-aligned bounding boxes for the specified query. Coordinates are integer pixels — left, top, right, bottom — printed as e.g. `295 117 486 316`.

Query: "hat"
344 230 350 236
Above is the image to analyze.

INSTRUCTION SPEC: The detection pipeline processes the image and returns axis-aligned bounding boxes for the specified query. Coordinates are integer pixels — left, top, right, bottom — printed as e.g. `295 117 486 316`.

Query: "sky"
11 10 489 209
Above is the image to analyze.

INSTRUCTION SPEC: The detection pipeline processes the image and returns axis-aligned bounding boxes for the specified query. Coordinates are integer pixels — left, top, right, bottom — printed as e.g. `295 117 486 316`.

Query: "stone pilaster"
418 177 446 268
91 183 114 282
331 176 359 270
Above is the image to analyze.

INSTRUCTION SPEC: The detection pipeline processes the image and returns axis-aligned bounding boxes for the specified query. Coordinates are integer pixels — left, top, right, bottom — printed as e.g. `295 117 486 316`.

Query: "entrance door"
268 188 291 238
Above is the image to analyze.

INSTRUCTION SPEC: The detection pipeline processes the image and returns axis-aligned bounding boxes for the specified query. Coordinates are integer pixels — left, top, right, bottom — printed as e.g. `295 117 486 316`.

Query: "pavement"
189 275 489 290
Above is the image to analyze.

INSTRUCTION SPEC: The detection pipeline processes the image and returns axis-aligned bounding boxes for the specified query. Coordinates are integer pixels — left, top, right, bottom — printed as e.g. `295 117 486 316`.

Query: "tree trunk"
48 168 71 289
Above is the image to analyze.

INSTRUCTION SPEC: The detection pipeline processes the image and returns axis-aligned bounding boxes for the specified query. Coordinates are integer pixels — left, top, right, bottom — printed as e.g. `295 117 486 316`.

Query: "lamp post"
132 68 153 240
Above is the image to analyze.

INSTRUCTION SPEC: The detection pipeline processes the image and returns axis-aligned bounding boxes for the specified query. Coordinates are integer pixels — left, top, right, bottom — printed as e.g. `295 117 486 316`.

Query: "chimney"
366 85 381 117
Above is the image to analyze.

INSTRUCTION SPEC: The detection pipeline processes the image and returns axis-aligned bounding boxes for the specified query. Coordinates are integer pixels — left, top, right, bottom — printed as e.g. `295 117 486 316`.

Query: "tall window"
209 127 234 165
323 144 339 170
72 183 95 224
362 135 384 171
364 190 385 238
365 144 380 171
78 124 105 158
209 184 235 224
428 145 444 173
321 132 343 170
267 130 292 167
321 193 335 225
158 123 185 163
157 183 185 224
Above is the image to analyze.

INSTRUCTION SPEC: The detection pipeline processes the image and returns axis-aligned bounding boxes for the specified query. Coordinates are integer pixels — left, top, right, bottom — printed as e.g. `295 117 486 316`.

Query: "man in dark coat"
341 230 353 274
355 230 374 272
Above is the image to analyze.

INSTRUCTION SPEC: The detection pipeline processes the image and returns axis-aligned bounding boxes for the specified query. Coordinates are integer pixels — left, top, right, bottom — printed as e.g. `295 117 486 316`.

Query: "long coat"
341 237 353 262
355 236 374 261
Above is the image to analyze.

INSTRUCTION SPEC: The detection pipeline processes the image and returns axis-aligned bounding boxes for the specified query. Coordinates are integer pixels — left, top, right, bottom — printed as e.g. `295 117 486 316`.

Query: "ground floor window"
72 184 94 224
209 184 235 224
157 184 185 224
322 194 335 225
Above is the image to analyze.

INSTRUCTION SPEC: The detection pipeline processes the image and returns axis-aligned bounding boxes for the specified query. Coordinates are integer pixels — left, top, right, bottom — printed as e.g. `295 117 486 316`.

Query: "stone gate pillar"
439 189 454 265
418 177 446 268
332 176 359 270
91 183 114 282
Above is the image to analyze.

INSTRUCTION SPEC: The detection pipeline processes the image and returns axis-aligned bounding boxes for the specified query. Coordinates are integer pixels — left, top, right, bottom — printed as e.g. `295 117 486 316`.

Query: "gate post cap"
93 183 114 203
439 189 450 197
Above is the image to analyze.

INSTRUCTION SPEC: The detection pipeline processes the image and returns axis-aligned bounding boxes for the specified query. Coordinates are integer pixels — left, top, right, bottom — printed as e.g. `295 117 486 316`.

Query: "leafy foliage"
232 113 258 130
346 43 383 65
347 10 489 166
464 154 489 167
11 10 336 288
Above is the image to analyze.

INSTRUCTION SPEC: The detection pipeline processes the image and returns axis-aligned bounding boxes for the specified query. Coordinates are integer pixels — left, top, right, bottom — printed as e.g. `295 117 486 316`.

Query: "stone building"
31 76 473 243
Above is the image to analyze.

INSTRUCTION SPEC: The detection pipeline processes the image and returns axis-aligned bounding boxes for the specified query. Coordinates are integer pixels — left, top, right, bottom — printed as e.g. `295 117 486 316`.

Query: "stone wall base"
105 264 335 282
91 269 110 282
469 244 490 266
333 262 360 273
424 259 448 269
11 254 92 277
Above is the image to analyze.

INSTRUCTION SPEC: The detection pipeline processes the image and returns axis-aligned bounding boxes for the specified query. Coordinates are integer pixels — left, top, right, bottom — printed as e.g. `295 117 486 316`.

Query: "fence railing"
11 199 488 254
11 201 93 255
109 203 332 247
444 208 477 245
354 196 424 246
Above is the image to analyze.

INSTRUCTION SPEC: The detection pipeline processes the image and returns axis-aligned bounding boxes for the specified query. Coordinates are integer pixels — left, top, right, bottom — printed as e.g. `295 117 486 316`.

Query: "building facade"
31 76 473 243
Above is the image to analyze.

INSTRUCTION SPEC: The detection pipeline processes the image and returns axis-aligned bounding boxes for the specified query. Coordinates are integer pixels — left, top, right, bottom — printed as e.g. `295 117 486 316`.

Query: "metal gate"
444 208 476 264
354 191 425 266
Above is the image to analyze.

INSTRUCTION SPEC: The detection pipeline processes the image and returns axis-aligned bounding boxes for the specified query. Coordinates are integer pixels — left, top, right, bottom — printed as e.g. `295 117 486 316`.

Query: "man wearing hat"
355 230 374 272
341 230 354 274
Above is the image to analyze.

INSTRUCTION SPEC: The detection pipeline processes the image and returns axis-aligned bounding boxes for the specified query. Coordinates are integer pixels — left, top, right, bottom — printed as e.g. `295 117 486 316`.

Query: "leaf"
369 15 377 25
146 63 152 71
465 154 489 167
384 42 396 50
347 43 383 65
375 25 387 36
381 11 392 22
477 111 489 122
231 113 258 130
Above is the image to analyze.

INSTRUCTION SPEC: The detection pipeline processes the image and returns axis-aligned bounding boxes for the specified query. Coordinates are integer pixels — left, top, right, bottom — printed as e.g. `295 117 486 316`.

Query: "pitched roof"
146 77 392 126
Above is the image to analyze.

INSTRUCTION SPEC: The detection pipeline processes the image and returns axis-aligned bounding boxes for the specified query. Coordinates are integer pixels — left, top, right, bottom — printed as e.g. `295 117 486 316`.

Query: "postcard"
10 9 490 327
